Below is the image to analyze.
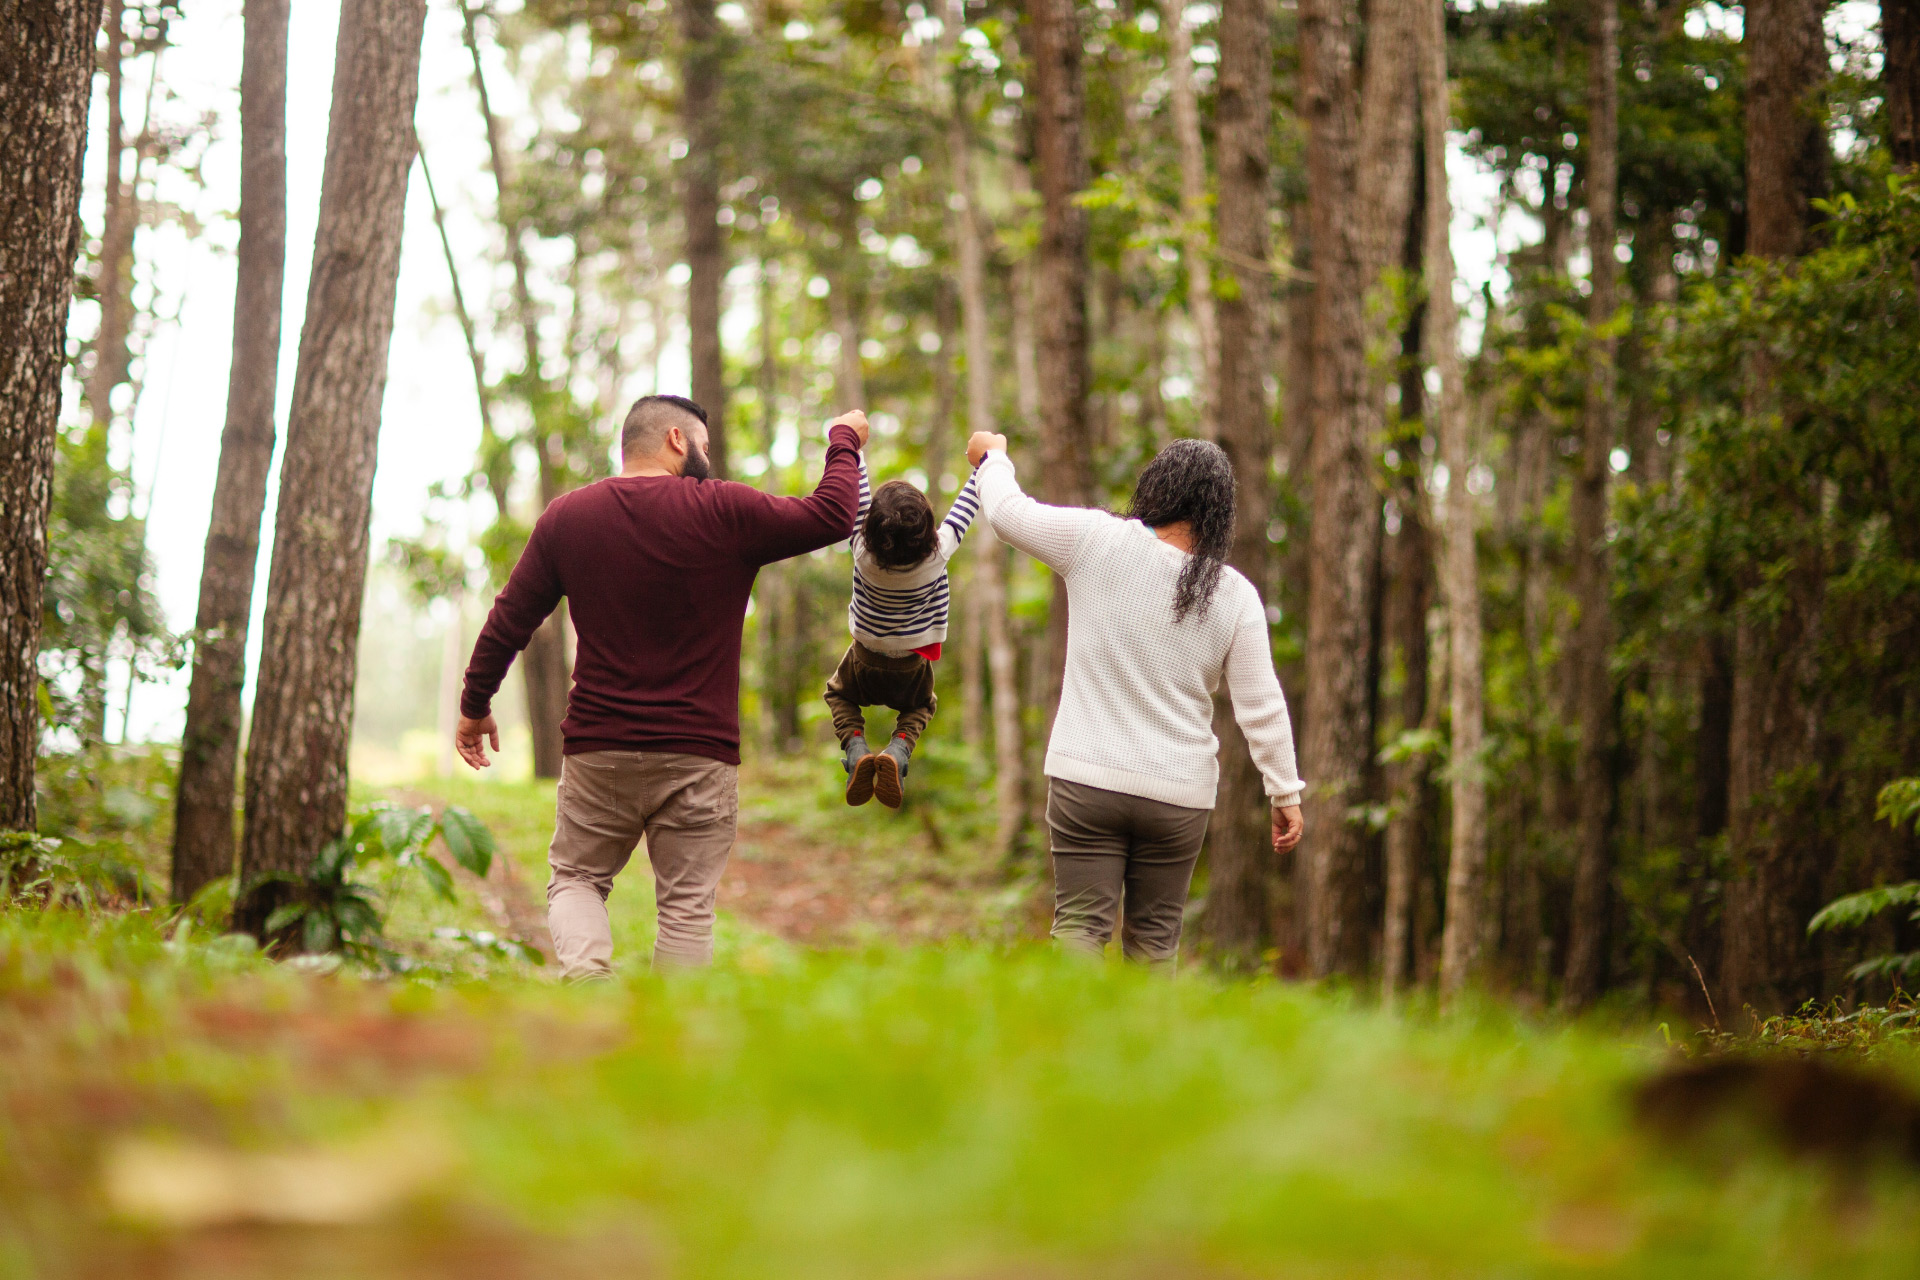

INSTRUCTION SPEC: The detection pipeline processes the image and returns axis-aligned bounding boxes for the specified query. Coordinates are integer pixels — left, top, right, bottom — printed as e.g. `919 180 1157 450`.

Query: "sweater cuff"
827 423 862 451
1267 783 1305 806
459 689 490 720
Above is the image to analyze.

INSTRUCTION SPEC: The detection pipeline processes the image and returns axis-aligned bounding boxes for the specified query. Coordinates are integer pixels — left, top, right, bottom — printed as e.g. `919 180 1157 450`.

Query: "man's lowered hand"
456 714 500 770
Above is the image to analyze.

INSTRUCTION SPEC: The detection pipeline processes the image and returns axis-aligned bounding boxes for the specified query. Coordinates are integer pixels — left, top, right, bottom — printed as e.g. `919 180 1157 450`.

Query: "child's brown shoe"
844 734 878 806
872 735 913 809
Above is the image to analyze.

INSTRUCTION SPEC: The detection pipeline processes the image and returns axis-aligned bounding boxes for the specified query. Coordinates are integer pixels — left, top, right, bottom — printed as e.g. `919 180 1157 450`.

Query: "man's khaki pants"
547 750 738 979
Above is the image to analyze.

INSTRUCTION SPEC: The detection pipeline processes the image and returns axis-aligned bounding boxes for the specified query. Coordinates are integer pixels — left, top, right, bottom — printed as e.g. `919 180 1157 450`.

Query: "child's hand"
966 431 1008 467
828 410 870 447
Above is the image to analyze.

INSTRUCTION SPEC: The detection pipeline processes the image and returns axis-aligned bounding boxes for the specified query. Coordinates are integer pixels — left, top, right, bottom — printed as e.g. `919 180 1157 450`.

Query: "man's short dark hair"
621 394 708 457
864 480 937 570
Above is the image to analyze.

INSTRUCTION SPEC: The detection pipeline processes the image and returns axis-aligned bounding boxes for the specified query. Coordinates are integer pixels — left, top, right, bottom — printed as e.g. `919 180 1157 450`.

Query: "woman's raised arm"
973 451 1103 576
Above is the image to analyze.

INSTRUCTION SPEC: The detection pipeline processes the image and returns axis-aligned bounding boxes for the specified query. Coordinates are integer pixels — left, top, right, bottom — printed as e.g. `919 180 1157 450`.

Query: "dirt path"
719 818 992 947
400 791 998 957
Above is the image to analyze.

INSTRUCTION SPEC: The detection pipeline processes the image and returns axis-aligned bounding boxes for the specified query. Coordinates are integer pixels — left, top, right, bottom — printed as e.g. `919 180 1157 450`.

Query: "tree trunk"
171 0 289 903
1199 0 1275 968
1380 491 1434 1000
1165 2 1219 435
947 0 1025 852
960 553 984 747
461 2 568 777
1744 0 1831 262
1563 0 1620 1008
942 10 979 753
1382 190 1432 1002
1720 0 1830 1017
680 0 727 475
521 614 570 779
754 254 798 752
236 0 426 931
1022 0 1095 739
1355 0 1419 291
1695 629 1733 840
84 0 136 432
830 281 866 409
1418 0 1488 1003
418 136 494 442
1889 0 1919 171
1297 0 1380 977
1009 253 1048 834
0 0 101 829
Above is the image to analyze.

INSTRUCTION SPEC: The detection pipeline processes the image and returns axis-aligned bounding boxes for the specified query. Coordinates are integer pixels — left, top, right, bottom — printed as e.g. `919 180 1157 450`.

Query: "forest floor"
7 754 1920 1278
372 750 1040 966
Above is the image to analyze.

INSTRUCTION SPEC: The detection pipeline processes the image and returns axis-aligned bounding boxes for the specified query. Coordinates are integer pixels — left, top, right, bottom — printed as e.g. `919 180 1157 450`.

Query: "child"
827 450 982 808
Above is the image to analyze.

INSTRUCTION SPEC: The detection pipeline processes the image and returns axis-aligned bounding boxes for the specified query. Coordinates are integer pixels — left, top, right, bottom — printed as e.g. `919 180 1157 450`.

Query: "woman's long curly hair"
1127 438 1237 622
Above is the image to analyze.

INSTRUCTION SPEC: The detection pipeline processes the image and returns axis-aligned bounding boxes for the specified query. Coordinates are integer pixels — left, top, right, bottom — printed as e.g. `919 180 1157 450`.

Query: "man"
456 395 868 978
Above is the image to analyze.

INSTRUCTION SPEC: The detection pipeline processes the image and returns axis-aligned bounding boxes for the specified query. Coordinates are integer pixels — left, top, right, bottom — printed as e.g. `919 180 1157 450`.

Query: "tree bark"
680 0 727 475
1199 0 1275 968
171 0 289 903
1355 0 1420 290
1563 0 1620 1008
0 0 102 829
1744 0 1831 262
236 0 426 929
1886 0 1919 171
1719 0 1831 1016
1022 0 1095 739
461 2 568 778
1297 0 1380 977
1718 45 1829 1008
1165 2 1219 435
1419 0 1488 1003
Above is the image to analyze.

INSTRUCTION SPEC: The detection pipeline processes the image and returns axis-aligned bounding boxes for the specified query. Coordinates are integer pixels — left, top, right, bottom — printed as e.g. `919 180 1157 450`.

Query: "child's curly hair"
864 480 938 570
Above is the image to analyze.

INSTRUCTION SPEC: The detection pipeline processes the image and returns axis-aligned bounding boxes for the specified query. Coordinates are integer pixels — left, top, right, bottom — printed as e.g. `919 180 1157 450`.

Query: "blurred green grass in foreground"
5 908 1919 1279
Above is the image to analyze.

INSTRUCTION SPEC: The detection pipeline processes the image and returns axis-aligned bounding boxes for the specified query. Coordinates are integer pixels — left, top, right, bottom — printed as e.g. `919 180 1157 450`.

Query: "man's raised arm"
456 514 564 767
735 411 870 565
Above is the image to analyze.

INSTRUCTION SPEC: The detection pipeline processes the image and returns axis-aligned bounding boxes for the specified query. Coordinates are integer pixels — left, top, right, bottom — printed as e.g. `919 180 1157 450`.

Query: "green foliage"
39 425 175 743
1809 881 1920 936
1878 777 1920 835
256 802 500 966
1706 996 1920 1058
1808 777 1920 982
13 747 177 908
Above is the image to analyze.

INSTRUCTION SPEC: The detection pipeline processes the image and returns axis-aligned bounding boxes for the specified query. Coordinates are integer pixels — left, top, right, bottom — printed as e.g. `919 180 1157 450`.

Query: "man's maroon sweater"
461 425 862 765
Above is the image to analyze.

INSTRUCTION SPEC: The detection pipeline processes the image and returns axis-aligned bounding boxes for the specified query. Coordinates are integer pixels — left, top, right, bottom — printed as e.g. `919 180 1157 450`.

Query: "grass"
5 907 1920 1278
9 752 1920 1277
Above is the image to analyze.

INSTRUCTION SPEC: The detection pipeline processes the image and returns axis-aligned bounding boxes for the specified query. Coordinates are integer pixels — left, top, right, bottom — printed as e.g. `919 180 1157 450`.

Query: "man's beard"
680 439 712 480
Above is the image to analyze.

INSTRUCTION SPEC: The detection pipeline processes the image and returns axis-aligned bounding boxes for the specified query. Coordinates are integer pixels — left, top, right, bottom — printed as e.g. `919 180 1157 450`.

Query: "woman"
966 430 1305 965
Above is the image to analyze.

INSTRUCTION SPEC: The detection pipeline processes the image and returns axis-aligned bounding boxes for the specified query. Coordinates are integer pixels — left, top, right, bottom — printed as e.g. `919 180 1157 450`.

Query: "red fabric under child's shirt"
912 642 942 662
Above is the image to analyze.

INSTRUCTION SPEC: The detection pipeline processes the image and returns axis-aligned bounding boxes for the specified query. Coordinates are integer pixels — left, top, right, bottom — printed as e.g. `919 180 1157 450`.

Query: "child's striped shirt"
846 454 983 657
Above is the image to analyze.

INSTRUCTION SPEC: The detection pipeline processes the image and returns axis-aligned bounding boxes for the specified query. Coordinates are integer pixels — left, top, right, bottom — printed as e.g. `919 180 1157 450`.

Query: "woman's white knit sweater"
976 451 1304 810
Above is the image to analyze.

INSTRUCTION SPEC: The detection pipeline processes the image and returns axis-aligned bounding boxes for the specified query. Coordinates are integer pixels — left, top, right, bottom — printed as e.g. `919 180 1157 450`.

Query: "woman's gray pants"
1046 778 1211 965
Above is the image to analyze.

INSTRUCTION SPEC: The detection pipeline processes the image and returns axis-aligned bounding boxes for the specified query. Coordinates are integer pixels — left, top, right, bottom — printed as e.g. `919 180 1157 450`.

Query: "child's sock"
843 733 877 807
873 734 914 809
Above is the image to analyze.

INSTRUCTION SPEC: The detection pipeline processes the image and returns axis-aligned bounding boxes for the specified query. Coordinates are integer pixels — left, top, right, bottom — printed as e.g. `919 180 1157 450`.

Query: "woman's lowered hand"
966 431 1008 467
1272 804 1304 854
